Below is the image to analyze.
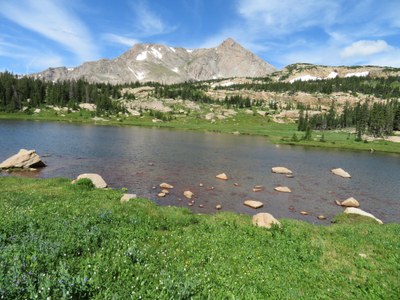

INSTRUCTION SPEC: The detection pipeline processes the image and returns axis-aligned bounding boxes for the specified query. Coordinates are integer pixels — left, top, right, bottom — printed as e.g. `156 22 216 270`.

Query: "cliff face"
32 38 276 84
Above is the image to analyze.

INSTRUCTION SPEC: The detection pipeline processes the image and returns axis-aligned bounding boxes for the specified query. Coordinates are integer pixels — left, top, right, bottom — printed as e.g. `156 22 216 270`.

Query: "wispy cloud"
103 34 140 47
0 37 64 73
130 1 177 36
237 0 339 36
0 0 99 62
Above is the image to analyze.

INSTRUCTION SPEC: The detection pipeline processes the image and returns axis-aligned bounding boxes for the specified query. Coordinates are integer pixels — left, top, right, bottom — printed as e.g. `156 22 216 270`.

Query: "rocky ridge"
32 38 276 84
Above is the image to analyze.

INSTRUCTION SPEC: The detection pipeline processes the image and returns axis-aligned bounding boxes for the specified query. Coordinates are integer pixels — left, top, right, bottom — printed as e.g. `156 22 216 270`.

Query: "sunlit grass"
0 177 399 299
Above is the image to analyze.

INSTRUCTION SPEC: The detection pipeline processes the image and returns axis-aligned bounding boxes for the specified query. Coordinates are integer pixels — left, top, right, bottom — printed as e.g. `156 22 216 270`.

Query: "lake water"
1 120 399 224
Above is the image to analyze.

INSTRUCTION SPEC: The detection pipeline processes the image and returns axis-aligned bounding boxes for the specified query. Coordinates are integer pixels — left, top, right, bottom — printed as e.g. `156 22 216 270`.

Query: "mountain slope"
32 38 276 84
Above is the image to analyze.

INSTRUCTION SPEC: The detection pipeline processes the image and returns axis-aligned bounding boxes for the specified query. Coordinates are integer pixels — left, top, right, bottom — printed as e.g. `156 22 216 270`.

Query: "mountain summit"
33 38 276 84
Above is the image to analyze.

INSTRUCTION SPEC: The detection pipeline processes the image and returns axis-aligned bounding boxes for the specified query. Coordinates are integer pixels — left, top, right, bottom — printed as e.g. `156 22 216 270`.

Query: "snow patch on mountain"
290 75 321 83
326 71 338 79
186 49 193 53
171 67 179 73
169 47 176 53
345 71 369 78
136 51 147 61
150 47 162 59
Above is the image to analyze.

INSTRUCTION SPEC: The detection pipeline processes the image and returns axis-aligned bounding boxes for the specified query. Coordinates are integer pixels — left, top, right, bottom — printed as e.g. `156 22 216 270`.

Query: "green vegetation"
0 177 399 299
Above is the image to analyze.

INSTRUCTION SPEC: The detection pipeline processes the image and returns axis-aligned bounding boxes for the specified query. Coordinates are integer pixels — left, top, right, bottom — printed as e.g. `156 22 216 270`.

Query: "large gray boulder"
0 149 46 169
76 173 108 188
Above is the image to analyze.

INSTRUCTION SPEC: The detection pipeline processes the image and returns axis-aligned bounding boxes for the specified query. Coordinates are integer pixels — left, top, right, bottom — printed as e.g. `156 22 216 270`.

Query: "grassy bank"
1 110 400 154
1 177 399 299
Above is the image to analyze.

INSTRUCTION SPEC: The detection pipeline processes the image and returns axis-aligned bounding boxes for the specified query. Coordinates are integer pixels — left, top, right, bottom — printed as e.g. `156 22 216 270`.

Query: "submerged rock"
331 168 351 178
344 207 383 224
0 149 46 169
76 173 107 188
252 213 281 229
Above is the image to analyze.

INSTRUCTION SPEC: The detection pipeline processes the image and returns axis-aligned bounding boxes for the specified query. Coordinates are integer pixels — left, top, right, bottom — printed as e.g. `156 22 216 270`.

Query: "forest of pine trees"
1 71 400 136
0 72 127 114
298 100 400 137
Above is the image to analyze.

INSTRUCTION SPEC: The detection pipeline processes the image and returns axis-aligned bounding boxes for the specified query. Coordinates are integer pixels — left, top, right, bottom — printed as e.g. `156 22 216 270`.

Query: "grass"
0 177 399 299
1 110 400 154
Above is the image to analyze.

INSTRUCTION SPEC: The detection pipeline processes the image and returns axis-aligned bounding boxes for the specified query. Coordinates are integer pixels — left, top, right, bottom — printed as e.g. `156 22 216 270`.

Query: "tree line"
298 100 400 137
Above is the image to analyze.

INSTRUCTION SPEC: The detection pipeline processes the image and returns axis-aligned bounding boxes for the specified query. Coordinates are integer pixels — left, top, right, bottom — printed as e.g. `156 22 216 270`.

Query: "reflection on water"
1 120 399 224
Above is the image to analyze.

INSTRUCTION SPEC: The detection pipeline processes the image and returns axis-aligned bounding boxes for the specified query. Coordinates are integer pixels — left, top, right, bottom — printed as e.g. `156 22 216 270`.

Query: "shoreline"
1 112 400 155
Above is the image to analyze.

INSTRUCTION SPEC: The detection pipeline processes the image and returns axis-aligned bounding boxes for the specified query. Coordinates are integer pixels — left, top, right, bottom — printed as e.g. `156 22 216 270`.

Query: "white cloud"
0 0 99 62
237 0 339 35
131 1 176 36
103 34 140 47
341 40 392 58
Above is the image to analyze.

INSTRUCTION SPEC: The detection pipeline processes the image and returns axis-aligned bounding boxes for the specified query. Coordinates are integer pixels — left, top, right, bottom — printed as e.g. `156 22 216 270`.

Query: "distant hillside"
31 38 276 84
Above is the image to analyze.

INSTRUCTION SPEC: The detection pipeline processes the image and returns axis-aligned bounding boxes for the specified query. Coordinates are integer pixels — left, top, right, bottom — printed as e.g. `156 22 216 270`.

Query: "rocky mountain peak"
32 39 276 84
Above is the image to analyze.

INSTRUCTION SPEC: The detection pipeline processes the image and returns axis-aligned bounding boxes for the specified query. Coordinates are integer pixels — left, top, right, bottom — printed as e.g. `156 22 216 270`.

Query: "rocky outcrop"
0 149 46 169
344 207 383 224
32 38 276 84
244 200 264 209
252 213 281 229
272 167 292 174
76 173 107 188
340 197 360 208
331 168 351 178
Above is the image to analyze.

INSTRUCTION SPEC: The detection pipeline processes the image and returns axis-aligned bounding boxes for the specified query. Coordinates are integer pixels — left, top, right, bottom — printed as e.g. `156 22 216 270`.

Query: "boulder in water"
0 149 46 169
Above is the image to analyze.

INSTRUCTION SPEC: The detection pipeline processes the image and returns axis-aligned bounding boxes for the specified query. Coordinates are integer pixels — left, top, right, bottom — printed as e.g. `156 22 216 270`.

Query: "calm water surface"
1 120 399 224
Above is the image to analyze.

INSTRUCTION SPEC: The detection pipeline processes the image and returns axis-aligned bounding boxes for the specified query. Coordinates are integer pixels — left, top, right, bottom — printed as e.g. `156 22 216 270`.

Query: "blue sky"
1 0 400 74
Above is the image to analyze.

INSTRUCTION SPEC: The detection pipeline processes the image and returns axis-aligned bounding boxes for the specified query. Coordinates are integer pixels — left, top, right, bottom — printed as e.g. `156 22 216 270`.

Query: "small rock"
318 215 327 220
216 173 228 180
161 189 170 194
188 202 193 206
233 183 239 187
244 200 264 209
335 200 342 206
206 186 215 191
254 185 263 189
160 182 174 189
359 253 367 258
158 192 166 197
120 193 137 203
300 211 308 215
148 162 154 166
215 204 222 210
184 190 194 199
253 188 263 192
199 204 204 208
76 173 107 188
271 167 292 175
344 207 383 224
152 186 156 189
340 197 360 208
274 186 291 193
252 213 281 229
199 183 204 187
286 174 294 178
331 168 351 178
